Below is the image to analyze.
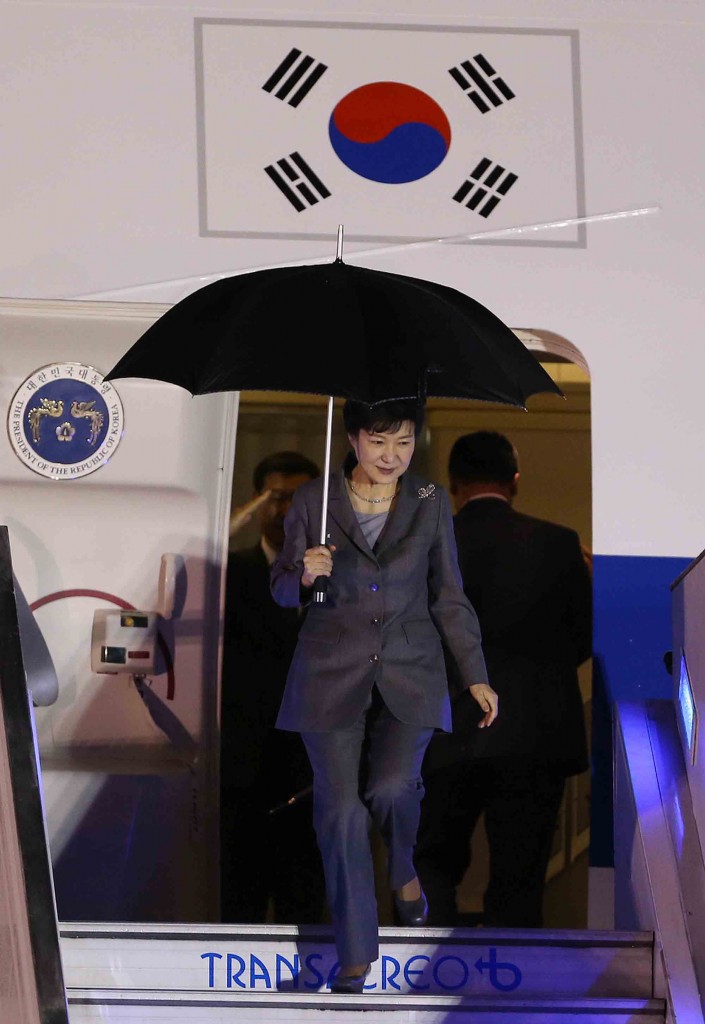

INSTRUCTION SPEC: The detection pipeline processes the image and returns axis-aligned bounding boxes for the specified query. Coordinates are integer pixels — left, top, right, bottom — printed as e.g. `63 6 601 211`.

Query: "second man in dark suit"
220 450 325 925
415 430 592 928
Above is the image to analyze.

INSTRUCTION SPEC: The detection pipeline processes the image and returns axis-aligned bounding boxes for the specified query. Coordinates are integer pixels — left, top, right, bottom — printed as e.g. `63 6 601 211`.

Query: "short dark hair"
342 398 425 438
252 450 320 492
448 431 518 485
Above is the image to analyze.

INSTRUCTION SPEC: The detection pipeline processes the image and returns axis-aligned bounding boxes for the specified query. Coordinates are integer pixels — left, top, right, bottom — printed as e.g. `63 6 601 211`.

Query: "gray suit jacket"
271 469 488 733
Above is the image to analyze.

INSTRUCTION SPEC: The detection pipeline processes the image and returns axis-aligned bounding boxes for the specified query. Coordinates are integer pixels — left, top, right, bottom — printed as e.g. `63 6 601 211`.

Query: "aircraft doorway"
224 339 592 930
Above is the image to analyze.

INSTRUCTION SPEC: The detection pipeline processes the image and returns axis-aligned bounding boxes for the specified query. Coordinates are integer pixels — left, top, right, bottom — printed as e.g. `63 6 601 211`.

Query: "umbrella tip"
336 224 344 261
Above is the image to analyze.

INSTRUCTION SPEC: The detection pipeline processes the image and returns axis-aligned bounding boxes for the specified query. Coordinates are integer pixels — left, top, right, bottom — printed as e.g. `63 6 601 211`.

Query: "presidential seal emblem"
7 363 124 480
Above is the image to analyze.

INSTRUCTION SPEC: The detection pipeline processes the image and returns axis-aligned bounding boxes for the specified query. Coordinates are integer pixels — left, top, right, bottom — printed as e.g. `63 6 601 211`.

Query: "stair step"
59 923 654 999
66 988 667 1023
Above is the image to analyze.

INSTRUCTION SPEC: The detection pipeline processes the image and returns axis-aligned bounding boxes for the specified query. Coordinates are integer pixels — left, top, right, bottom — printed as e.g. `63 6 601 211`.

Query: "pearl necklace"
347 478 397 504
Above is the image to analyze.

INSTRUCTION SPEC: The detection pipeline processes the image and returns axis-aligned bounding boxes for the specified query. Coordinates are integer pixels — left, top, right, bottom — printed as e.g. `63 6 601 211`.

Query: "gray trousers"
302 688 434 966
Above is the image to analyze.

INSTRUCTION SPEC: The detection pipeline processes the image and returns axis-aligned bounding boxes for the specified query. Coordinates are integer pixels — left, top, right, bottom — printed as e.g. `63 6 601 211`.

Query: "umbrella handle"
312 575 328 604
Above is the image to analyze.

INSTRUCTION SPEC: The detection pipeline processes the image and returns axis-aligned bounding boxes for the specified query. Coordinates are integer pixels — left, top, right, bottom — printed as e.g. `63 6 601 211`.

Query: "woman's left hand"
468 683 499 728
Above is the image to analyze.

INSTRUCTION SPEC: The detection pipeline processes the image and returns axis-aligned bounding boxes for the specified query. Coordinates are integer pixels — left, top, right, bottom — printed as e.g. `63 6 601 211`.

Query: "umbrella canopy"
105 252 561 604
104 259 561 408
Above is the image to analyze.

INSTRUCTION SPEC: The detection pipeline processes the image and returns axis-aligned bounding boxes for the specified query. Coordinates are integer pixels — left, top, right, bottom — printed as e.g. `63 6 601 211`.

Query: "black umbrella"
105 227 561 600
106 256 558 408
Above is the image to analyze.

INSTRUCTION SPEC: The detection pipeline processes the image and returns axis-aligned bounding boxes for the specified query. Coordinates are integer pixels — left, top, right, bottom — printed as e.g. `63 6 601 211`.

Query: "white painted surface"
0 300 238 922
0 0 703 558
65 988 666 1024
58 923 653 998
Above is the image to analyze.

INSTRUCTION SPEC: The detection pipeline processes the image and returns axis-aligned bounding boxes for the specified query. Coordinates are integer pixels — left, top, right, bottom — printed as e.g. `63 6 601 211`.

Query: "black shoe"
394 889 429 926
330 965 371 994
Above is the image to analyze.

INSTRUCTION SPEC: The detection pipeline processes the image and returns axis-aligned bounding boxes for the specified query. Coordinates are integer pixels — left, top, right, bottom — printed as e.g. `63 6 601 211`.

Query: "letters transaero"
199 947 522 993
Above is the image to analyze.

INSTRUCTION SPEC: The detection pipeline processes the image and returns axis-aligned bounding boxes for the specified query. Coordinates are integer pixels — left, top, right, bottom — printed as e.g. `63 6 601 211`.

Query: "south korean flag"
196 18 584 246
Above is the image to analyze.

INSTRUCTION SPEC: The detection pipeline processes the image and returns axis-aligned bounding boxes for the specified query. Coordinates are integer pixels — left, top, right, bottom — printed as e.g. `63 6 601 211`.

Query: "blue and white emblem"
7 362 124 480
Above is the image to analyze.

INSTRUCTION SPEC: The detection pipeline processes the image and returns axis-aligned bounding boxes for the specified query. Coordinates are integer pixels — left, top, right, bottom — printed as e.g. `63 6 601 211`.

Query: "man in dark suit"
415 430 592 928
220 450 325 924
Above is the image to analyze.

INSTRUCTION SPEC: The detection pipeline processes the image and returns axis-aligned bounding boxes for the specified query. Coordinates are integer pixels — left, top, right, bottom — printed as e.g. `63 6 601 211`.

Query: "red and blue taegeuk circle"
328 81 452 184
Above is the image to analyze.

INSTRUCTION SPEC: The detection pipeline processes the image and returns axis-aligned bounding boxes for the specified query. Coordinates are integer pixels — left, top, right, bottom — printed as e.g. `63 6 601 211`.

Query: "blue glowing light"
678 651 697 763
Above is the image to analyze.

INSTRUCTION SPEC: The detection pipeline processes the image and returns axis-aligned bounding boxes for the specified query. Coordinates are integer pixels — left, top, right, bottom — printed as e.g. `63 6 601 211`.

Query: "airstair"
3 526 705 1023
60 921 663 1022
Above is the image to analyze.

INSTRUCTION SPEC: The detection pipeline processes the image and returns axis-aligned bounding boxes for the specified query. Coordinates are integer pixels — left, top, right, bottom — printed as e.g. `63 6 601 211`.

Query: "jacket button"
371 617 380 626
369 583 379 592
369 654 379 663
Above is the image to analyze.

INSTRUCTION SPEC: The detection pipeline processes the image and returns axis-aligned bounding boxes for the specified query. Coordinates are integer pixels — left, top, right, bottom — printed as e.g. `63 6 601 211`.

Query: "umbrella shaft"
319 396 334 545
313 395 335 606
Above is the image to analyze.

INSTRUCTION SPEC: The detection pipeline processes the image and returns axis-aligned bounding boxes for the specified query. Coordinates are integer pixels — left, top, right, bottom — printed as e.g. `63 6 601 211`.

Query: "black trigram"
262 48 328 107
449 55 515 114
264 152 331 212
453 159 518 217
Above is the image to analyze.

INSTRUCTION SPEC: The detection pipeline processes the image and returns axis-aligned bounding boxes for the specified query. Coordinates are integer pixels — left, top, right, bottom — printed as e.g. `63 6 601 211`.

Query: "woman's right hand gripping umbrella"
301 544 337 588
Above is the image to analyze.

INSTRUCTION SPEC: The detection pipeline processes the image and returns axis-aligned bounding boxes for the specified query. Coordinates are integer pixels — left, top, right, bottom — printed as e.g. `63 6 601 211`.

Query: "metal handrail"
0 526 68 1023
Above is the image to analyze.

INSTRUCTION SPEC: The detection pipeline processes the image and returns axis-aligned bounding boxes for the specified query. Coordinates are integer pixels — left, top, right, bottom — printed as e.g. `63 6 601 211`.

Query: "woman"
271 398 497 993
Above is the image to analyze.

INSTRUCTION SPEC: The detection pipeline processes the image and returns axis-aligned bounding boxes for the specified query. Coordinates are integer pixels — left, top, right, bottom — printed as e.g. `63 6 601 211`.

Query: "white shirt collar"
467 492 509 502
